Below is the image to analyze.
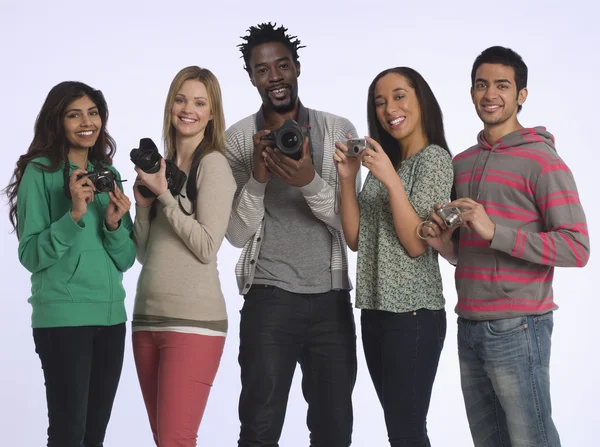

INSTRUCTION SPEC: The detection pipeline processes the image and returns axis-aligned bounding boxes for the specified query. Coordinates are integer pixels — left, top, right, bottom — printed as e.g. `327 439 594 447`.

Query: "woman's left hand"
361 136 400 189
105 184 132 231
135 159 169 197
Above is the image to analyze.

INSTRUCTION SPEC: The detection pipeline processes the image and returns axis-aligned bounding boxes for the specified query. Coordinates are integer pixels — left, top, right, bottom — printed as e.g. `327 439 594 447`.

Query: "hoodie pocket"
66 250 112 302
493 255 542 300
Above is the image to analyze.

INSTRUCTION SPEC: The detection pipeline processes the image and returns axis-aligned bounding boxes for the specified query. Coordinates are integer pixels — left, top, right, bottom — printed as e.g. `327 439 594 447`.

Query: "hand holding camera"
69 169 95 222
447 198 496 241
259 120 315 187
105 185 132 231
417 204 464 241
252 129 273 184
334 136 364 182
361 136 399 189
130 138 187 198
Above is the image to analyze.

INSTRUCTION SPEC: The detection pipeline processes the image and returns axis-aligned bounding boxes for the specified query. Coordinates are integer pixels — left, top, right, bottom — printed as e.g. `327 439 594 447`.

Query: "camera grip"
137 184 156 198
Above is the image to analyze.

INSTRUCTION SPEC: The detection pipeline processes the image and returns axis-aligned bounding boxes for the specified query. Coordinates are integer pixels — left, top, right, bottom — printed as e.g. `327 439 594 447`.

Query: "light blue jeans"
457 313 560 447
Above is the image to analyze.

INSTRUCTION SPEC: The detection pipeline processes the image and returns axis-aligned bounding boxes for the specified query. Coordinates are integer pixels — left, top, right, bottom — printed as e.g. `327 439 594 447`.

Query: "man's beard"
265 89 298 114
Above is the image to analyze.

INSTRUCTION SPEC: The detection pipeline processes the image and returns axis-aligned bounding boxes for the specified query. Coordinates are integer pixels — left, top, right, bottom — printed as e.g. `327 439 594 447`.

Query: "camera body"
77 169 116 194
130 138 187 198
345 138 368 156
261 119 308 160
436 206 463 228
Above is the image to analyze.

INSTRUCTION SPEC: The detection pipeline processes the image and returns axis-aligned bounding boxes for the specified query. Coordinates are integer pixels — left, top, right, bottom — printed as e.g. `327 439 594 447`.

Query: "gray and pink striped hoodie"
453 126 590 320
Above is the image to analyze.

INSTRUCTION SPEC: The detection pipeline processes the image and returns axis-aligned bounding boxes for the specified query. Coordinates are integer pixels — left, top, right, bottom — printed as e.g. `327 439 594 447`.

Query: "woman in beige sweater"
131 66 236 447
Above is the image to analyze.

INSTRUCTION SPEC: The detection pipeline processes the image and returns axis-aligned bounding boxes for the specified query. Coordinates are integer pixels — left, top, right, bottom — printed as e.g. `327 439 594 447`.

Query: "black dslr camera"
77 168 116 194
130 138 187 198
261 119 308 160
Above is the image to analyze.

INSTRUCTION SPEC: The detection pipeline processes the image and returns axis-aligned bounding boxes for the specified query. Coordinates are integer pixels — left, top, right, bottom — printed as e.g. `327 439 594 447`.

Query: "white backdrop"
0 0 597 445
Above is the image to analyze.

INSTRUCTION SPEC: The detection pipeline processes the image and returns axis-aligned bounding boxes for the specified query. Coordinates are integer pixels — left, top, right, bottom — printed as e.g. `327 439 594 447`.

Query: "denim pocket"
532 312 553 366
486 316 527 336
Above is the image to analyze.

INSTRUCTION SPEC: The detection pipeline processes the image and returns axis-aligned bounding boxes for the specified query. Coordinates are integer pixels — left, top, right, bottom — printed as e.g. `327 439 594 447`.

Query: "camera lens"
280 131 299 150
353 146 359 153
96 176 113 192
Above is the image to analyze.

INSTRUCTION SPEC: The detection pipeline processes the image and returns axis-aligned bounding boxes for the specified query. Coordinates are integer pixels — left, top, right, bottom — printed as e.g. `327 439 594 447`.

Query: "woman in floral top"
334 67 454 446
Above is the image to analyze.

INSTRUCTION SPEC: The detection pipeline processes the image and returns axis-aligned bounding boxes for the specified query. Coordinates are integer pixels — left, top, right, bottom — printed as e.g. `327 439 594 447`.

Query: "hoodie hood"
477 126 557 154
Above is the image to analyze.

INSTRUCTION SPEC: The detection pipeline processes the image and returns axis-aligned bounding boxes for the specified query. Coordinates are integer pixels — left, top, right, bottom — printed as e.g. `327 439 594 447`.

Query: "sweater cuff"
102 219 129 247
489 224 516 255
54 211 85 244
157 191 178 207
246 175 267 197
299 172 327 197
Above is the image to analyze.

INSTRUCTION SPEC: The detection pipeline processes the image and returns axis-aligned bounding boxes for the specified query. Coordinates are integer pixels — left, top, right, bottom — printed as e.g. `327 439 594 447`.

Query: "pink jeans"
132 331 225 446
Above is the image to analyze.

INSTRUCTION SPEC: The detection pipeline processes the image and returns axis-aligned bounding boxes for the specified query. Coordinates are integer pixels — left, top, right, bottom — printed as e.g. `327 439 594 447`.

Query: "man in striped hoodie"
225 23 359 447
425 46 589 446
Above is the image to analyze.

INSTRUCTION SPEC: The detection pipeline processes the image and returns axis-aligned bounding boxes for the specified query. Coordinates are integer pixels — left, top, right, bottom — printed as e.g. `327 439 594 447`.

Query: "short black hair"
471 46 528 112
238 22 305 75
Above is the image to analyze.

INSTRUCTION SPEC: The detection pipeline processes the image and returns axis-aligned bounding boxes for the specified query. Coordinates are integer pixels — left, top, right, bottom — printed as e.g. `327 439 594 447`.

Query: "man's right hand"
69 168 95 223
252 129 272 184
422 204 459 258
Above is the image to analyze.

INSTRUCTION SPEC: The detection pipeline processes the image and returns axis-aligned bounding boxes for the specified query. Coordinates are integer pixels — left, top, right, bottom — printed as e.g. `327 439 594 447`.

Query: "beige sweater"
132 151 236 335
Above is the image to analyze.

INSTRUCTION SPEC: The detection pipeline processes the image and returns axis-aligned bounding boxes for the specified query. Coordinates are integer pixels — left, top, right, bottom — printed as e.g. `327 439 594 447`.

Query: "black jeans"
33 323 126 447
361 308 446 447
238 285 357 447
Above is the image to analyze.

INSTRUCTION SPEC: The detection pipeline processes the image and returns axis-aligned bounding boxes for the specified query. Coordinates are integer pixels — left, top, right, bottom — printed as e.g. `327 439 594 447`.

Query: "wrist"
105 219 119 231
71 210 83 223
252 170 268 184
383 175 402 191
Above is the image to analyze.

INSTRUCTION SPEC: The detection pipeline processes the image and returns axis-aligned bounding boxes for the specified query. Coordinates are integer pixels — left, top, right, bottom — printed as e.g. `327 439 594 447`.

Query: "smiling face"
248 41 300 114
170 79 213 141
63 95 102 150
471 63 527 129
373 72 424 146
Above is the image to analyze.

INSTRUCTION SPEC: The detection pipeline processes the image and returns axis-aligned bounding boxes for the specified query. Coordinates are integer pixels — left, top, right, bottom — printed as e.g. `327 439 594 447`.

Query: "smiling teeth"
77 131 93 136
180 117 196 123
389 117 405 125
271 88 286 94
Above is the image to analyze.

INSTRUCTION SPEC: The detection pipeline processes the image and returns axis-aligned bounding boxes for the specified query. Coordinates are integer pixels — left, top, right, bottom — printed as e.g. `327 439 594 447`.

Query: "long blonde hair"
162 66 226 161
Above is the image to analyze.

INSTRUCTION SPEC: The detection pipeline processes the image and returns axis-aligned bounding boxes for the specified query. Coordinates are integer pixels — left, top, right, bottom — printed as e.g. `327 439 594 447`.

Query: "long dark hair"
367 67 450 168
5 81 116 234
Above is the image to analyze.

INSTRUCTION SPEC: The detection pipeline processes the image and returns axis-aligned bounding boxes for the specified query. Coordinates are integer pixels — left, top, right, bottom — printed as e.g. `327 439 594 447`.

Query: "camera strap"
254 101 314 161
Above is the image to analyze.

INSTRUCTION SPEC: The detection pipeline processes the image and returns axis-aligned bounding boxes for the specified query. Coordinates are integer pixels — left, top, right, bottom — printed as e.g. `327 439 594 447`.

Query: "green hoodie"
17 157 136 328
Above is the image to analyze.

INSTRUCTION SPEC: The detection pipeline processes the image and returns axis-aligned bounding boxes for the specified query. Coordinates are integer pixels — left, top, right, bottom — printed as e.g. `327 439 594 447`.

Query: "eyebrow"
176 93 208 101
254 56 291 69
64 106 98 114
475 78 513 84
374 87 407 100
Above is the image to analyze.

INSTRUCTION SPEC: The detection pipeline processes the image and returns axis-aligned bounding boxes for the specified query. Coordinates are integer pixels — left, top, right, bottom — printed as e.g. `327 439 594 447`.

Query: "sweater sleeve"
299 117 360 231
225 126 266 248
160 152 237 264
132 205 152 264
101 167 136 272
490 156 590 267
17 163 85 273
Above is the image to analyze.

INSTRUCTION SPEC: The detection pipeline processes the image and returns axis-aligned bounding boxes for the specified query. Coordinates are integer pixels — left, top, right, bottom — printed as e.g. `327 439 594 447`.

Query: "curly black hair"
238 22 305 75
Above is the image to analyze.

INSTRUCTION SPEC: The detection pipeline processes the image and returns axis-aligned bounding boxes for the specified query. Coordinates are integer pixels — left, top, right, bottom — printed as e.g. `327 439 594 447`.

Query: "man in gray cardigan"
225 22 359 447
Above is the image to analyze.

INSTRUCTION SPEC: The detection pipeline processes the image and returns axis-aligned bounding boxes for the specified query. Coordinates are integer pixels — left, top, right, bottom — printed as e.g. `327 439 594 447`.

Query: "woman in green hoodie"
5 81 136 447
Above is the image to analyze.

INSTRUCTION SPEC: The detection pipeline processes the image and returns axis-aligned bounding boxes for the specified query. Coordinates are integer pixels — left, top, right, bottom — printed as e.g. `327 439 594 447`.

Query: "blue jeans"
458 313 560 447
362 308 446 447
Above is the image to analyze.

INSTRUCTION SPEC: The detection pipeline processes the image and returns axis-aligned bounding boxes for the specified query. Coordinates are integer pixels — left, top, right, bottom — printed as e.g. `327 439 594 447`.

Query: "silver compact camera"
436 206 464 228
345 138 368 156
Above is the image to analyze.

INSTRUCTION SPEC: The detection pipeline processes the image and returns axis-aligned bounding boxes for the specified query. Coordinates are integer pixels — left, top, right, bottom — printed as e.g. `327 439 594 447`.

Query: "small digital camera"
345 138 368 157
77 169 116 194
436 206 464 228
